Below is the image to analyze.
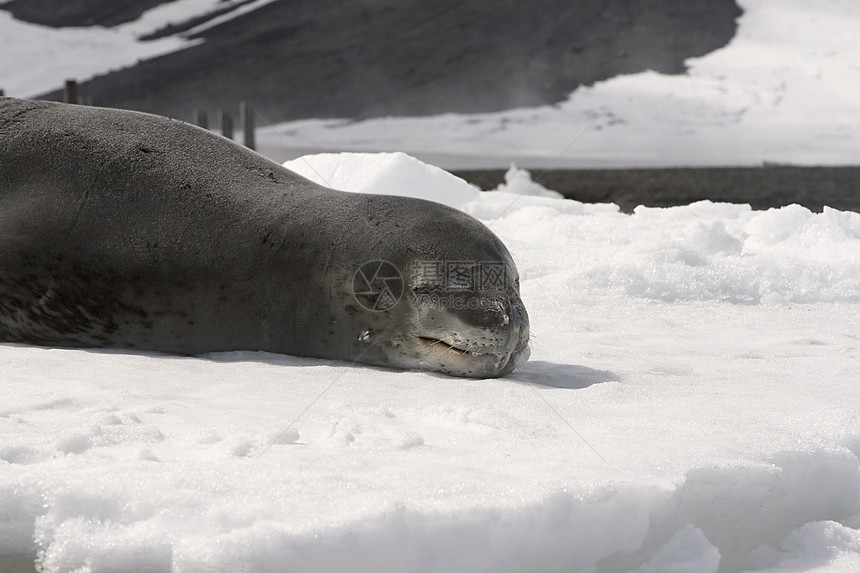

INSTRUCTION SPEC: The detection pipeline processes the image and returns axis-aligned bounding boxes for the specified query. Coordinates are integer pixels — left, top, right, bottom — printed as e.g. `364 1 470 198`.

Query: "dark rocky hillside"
3 0 741 124
2 0 168 27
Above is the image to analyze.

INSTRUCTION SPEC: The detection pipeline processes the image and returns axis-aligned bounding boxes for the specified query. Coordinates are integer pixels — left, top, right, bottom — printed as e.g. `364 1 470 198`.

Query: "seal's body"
0 98 528 377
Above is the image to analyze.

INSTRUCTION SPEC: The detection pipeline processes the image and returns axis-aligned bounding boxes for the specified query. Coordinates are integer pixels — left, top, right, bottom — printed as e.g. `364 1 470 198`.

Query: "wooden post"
194 110 209 130
240 101 255 151
64 80 79 104
220 111 234 140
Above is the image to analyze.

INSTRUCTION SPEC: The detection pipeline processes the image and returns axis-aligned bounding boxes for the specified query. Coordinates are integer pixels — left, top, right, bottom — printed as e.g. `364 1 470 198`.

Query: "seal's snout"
409 288 530 378
509 297 530 353
499 300 520 346
459 295 529 355
491 297 529 354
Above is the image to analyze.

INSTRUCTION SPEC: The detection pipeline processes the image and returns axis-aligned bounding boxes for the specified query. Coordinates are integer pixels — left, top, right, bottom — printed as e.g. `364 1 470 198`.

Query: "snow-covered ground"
3 153 860 572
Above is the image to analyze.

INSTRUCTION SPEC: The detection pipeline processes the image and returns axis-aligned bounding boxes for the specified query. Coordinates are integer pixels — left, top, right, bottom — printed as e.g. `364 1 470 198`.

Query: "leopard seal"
0 97 529 378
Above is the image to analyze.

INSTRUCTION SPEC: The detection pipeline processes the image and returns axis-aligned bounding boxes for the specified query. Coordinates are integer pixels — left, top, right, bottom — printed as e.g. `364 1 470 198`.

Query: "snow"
3 151 860 572
283 151 480 208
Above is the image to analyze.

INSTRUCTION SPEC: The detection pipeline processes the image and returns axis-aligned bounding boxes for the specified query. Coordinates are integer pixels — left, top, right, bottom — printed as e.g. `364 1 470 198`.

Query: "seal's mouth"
417 336 472 356
417 335 510 357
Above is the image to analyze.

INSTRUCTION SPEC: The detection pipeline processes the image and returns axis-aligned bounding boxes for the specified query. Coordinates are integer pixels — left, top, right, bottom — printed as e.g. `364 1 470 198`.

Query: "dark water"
454 166 860 213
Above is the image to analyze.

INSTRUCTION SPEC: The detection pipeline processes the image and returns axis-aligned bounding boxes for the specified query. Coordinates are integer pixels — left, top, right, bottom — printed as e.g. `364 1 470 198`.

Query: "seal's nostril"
506 300 520 325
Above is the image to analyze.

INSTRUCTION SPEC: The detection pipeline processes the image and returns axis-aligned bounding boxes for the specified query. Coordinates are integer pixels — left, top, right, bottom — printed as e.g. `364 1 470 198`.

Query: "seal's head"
334 195 530 378
407 263 529 378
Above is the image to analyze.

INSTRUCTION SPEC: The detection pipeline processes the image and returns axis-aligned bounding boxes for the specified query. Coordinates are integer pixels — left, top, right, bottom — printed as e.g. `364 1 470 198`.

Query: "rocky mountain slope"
3 0 741 123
